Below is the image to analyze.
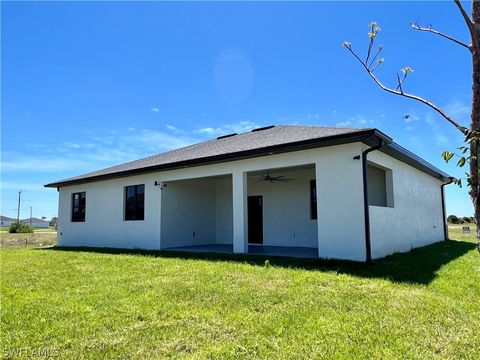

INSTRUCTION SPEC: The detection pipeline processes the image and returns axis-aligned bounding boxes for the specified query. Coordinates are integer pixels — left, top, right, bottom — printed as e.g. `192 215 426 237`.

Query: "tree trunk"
471 1 480 252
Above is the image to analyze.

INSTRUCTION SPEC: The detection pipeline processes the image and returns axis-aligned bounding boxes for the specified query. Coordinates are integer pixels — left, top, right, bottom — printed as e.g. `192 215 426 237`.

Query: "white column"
315 163 322 258
232 171 248 253
158 182 163 250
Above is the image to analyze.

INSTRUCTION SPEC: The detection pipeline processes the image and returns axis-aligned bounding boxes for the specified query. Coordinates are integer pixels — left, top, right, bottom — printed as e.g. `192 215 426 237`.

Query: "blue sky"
1 1 473 220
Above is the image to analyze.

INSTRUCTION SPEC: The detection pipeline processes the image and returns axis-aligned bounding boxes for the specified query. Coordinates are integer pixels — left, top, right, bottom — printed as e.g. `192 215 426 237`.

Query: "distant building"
0 216 16 227
21 218 50 228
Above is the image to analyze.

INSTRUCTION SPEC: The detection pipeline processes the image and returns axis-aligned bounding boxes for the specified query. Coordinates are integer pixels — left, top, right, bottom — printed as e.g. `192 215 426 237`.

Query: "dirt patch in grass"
0 232 57 248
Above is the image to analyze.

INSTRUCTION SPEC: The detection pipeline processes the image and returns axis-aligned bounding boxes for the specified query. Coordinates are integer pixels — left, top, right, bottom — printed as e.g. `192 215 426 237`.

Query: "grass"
1 227 479 359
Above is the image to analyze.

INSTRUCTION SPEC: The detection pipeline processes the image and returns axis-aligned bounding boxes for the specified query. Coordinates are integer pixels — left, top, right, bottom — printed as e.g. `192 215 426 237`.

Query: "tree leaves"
441 150 467 167
441 151 455 162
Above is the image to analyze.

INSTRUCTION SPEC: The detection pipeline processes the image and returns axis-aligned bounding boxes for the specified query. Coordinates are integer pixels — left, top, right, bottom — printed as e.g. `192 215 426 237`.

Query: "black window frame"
71 192 86 222
124 184 145 221
310 180 317 220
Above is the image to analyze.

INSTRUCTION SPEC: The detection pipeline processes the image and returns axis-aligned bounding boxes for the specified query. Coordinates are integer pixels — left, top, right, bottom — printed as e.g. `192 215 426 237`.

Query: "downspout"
441 177 454 241
362 139 384 263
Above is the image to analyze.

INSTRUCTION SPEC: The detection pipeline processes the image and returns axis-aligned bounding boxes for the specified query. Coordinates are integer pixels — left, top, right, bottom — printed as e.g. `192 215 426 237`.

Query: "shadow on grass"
40 239 475 285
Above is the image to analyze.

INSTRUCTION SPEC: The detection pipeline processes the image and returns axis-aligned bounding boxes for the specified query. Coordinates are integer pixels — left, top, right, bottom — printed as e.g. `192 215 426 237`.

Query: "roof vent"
251 125 275 132
217 133 237 140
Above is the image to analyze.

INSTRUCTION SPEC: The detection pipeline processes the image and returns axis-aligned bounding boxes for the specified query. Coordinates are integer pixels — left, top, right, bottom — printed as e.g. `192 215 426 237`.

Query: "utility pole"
29 207 32 226
16 190 21 223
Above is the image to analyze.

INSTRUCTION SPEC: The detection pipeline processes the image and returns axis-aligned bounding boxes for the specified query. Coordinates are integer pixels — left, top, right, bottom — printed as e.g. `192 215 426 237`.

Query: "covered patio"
160 163 320 258
163 244 318 258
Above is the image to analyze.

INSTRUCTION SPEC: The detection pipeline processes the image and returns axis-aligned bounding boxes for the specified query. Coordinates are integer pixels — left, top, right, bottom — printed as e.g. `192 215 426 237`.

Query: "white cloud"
2 128 199 173
335 114 378 128
197 127 220 135
307 114 320 120
165 124 177 131
444 100 470 123
335 120 352 127
195 120 260 136
1 152 96 172
434 133 450 146
0 182 46 191
150 107 160 113
424 112 436 125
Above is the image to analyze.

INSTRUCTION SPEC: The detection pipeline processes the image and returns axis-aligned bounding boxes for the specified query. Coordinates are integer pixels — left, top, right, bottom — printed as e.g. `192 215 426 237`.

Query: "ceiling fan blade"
270 175 294 180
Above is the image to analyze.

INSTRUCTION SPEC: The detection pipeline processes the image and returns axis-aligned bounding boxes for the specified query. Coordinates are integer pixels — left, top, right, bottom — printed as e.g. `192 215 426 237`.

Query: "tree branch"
453 0 477 47
368 46 383 69
345 45 468 134
411 22 471 50
395 73 405 93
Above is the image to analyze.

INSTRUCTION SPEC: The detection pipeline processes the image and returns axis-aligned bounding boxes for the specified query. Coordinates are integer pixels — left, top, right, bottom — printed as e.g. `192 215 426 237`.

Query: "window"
310 180 317 219
367 163 394 207
71 192 86 222
125 184 145 221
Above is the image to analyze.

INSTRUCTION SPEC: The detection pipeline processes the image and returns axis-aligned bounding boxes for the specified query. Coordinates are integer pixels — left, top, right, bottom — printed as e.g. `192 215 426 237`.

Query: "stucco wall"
57 173 161 250
161 178 217 248
368 150 444 259
315 144 366 261
248 167 317 248
215 178 233 244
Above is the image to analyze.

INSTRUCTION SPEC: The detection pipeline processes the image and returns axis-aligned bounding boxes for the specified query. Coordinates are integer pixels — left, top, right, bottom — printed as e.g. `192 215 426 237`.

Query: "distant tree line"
447 215 476 224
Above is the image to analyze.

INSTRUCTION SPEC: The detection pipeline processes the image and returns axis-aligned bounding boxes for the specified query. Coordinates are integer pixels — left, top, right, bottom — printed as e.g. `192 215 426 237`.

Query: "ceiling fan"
255 170 294 183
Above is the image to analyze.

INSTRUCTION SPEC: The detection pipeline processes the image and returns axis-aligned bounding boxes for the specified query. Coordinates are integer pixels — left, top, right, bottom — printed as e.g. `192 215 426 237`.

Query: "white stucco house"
1 216 16 227
21 218 50 228
45 125 452 262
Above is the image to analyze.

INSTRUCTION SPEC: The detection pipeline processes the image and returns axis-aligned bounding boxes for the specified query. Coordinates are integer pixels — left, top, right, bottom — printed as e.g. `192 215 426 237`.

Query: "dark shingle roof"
45 125 449 187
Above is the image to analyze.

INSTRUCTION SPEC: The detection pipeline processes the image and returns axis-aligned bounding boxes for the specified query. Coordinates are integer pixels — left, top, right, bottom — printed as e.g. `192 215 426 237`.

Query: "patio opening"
161 164 319 258
245 164 318 254
161 174 233 250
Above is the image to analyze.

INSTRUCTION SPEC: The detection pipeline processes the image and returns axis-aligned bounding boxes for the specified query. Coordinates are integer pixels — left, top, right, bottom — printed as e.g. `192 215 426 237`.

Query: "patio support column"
232 170 248 253
158 181 163 250
315 163 322 258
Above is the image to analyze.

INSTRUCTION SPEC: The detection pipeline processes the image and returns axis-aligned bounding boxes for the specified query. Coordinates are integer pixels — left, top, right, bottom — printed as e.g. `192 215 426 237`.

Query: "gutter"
362 139 384 263
441 177 455 241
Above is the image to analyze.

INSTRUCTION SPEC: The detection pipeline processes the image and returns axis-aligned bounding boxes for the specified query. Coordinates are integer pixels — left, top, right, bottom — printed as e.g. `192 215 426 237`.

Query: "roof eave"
44 128 451 188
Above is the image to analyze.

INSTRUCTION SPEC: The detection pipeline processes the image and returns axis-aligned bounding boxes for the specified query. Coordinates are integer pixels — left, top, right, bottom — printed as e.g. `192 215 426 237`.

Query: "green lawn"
1 228 479 359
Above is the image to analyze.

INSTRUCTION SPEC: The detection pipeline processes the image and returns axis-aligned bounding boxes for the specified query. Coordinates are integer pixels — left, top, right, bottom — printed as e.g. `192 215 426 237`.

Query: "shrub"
447 215 459 224
9 222 34 233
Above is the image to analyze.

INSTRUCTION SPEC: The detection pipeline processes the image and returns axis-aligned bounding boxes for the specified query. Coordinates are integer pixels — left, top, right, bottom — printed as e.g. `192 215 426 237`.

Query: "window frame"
124 184 145 221
310 180 317 220
367 162 394 208
71 192 86 222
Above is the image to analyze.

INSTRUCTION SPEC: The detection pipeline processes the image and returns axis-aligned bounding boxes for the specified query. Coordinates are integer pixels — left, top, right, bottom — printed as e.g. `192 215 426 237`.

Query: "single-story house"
45 125 452 262
21 218 50 228
1 216 16 227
